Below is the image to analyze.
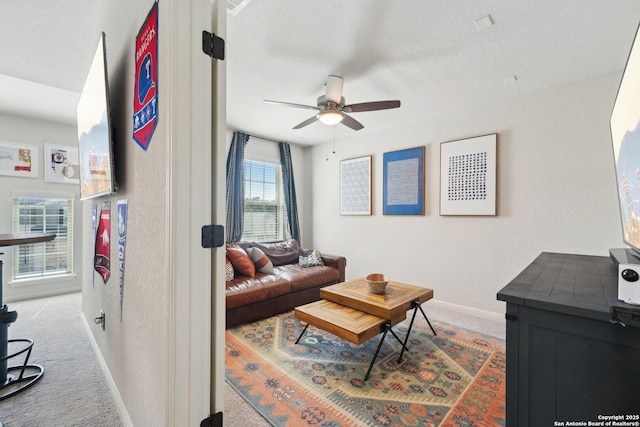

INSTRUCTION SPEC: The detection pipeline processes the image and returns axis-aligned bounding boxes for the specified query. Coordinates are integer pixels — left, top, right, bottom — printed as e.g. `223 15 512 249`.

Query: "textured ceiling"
1 1 640 145
226 1 640 145
0 0 104 125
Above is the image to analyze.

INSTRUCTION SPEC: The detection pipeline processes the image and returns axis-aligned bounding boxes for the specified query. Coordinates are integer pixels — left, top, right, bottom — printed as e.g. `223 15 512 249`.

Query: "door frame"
166 0 225 424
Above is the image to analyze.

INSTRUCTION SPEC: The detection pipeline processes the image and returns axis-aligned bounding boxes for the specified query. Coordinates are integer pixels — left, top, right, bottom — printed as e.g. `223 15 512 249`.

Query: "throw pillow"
226 247 256 277
225 257 234 281
253 239 300 266
246 247 275 274
299 248 314 257
299 250 325 268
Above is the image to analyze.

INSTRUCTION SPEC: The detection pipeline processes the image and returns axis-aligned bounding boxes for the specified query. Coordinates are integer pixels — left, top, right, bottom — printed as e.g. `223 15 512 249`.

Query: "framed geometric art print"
340 155 372 215
440 134 497 216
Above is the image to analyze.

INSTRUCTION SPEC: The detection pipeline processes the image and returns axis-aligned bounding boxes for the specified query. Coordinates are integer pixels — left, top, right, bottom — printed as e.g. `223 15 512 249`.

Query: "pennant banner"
117 199 128 321
132 1 158 150
94 201 111 284
91 203 98 288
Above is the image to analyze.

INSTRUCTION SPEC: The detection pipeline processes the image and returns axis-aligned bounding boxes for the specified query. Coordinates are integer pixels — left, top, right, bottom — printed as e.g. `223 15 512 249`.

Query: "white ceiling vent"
227 0 252 16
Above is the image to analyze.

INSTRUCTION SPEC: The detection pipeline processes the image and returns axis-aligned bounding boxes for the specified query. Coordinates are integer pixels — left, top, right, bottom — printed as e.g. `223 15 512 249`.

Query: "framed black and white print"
383 146 425 215
440 134 497 216
340 155 372 215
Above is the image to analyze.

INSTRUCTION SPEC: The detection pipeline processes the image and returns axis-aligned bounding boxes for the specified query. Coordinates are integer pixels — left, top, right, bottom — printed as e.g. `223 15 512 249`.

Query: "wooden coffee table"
294 278 435 380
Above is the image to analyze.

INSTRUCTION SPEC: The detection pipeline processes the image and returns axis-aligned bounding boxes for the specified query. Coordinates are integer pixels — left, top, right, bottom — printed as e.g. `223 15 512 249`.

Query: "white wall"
79 2 169 425
80 1 218 425
308 73 624 315
0 112 82 302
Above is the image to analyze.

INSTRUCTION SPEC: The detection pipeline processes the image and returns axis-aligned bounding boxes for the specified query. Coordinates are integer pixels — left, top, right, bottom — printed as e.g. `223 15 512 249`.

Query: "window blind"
12 196 73 279
242 160 284 242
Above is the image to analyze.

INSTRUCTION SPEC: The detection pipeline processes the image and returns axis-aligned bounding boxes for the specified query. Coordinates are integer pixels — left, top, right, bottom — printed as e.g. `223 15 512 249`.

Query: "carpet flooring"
226 310 506 426
0 292 506 427
0 292 122 427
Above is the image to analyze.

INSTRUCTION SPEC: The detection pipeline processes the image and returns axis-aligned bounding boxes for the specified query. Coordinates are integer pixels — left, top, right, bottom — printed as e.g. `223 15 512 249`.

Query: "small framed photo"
440 133 497 216
44 144 80 184
340 155 372 215
0 141 39 178
383 146 425 215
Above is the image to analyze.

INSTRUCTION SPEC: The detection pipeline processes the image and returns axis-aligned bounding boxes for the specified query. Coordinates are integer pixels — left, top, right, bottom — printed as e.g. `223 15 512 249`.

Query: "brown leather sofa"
225 240 346 328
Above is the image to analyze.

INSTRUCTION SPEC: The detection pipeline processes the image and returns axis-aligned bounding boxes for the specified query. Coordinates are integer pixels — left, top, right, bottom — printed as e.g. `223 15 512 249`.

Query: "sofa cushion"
225 273 291 309
276 263 340 292
246 247 274 274
252 239 300 266
226 247 256 277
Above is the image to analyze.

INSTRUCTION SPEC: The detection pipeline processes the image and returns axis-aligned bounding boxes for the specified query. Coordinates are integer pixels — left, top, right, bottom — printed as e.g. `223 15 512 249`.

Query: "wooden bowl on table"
365 273 389 294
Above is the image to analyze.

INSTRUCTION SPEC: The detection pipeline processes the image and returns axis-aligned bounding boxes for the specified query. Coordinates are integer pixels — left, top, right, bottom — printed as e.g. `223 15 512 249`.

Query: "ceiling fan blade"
340 114 364 131
264 100 319 111
325 75 344 104
292 115 319 129
344 100 401 113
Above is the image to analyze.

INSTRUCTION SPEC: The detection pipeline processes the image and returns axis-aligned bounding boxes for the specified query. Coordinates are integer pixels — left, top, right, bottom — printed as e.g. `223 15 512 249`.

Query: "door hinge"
505 313 518 322
201 225 225 248
202 31 225 60
200 412 223 427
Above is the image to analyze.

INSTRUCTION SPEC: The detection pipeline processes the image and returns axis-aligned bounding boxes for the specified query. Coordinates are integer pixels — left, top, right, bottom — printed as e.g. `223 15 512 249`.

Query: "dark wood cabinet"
497 252 640 426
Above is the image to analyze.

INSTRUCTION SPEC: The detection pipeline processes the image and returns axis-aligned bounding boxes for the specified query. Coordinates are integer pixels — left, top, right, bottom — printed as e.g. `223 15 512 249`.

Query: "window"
242 160 283 242
12 195 74 280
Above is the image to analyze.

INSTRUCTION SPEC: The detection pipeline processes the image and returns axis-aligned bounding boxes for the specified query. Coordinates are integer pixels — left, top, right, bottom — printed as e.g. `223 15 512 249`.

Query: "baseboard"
81 315 134 427
429 299 505 323
4 287 81 304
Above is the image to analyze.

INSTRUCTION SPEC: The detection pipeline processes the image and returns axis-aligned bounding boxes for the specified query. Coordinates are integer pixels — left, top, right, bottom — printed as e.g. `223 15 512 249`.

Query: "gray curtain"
279 142 300 243
226 131 250 242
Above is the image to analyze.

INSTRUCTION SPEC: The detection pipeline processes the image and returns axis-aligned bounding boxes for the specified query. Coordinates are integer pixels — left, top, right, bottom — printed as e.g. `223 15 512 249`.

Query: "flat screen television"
76 32 116 200
611 22 640 259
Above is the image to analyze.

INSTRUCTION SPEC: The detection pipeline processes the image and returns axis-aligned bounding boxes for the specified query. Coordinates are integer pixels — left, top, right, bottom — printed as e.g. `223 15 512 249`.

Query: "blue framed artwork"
383 146 425 215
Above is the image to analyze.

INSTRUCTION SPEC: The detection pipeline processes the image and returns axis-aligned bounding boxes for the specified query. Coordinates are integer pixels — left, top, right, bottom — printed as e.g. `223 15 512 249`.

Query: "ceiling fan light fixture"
317 109 344 125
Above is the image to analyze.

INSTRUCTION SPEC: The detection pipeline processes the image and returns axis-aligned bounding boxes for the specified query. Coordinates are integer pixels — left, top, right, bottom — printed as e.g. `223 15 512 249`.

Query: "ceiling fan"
264 75 401 131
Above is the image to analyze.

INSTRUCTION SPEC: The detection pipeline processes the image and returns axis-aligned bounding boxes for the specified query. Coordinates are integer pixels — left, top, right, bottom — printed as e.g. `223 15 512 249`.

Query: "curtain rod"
231 129 303 147
248 133 283 144
247 132 302 147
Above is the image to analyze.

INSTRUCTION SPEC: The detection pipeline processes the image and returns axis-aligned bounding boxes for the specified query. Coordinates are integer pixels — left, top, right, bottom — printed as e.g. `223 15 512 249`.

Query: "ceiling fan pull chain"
332 125 336 154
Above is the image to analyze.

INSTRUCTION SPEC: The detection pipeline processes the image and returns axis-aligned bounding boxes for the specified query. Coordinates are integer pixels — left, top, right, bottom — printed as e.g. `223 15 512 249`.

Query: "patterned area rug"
226 311 506 427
